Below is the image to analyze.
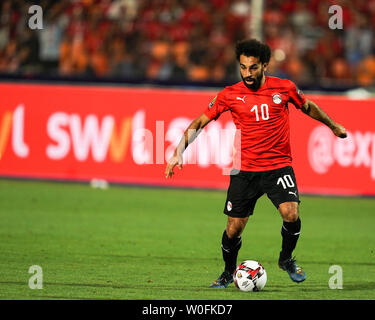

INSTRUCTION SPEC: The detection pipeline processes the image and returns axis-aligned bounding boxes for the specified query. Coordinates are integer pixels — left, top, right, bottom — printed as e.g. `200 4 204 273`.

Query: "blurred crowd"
0 0 374 87
265 0 375 87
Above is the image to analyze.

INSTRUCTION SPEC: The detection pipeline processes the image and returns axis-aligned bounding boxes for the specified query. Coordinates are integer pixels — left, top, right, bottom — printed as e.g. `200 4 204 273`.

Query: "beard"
241 68 264 90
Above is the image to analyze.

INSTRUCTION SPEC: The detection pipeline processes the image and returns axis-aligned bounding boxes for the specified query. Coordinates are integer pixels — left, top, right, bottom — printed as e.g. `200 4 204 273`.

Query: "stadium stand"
0 0 374 88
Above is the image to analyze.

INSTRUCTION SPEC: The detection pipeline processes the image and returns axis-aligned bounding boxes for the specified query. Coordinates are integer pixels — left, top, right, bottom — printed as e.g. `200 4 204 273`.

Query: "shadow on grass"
88 253 220 263
85 254 375 268
3 280 375 294
0 280 216 292
302 260 375 267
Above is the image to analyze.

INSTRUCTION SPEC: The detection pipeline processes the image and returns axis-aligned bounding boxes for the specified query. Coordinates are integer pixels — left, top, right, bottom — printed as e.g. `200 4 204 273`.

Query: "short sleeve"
204 90 230 121
288 81 306 109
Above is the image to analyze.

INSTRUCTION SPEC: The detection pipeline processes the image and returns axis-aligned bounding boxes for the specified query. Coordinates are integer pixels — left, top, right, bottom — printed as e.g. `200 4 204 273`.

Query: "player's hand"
165 153 183 178
331 123 347 138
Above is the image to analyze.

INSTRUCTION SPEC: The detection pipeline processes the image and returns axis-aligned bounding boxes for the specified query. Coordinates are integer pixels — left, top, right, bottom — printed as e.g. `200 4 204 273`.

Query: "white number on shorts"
277 175 295 189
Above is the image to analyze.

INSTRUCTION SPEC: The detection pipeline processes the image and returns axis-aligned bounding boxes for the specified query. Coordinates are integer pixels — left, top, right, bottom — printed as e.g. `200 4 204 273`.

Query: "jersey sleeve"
287 81 306 109
204 90 230 121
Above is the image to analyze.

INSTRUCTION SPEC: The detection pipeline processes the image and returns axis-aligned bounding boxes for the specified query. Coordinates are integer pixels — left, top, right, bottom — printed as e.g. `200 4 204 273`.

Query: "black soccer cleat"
278 257 306 283
209 270 234 288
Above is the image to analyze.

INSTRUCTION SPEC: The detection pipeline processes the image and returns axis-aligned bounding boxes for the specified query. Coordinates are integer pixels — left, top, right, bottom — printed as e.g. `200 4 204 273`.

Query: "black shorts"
224 166 300 218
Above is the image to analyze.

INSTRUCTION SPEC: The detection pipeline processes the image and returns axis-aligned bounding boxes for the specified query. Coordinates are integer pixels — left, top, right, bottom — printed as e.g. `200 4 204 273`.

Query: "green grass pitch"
0 179 374 300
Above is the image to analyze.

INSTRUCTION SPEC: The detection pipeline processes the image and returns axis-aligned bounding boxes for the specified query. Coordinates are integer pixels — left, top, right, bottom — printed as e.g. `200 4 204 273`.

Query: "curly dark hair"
235 39 271 64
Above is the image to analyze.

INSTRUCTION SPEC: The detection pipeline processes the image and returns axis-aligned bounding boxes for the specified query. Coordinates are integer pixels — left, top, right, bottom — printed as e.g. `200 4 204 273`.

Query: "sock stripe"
282 225 301 236
221 245 230 253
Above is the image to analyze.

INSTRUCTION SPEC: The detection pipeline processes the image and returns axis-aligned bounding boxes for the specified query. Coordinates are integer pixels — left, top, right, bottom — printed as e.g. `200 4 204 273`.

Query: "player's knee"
279 202 299 222
226 217 248 238
283 212 298 222
226 226 242 239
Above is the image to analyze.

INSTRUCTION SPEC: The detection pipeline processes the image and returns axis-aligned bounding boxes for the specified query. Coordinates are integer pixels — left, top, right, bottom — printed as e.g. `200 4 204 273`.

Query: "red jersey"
204 76 306 171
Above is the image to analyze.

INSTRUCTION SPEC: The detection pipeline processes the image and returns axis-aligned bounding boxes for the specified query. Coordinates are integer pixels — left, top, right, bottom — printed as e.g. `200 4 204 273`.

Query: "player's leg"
222 216 248 274
278 201 301 262
210 171 263 288
277 201 305 282
210 217 251 289
263 166 306 283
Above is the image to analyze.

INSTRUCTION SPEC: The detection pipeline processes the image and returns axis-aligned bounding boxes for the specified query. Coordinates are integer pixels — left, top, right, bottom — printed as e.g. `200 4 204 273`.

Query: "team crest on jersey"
272 93 282 104
209 96 217 109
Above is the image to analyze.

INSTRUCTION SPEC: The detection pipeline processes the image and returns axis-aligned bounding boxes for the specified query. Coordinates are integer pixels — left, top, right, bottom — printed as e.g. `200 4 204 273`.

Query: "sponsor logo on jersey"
236 96 246 103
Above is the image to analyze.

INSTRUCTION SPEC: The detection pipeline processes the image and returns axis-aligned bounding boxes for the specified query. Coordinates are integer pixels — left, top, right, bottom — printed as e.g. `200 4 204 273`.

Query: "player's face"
239 55 267 90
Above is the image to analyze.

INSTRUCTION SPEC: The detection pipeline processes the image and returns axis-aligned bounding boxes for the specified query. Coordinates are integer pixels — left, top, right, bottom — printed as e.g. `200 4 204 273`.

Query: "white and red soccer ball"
233 260 267 292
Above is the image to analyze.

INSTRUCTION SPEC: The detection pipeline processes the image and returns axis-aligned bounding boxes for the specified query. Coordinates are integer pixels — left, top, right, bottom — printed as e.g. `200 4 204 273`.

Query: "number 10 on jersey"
251 104 269 121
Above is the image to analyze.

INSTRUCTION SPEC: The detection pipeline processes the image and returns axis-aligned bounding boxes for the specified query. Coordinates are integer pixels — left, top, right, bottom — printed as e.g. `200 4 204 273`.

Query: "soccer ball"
233 260 267 292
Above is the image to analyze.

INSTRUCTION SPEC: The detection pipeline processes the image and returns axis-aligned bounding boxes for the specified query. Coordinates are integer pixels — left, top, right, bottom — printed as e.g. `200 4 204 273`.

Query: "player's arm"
301 99 347 138
165 113 212 178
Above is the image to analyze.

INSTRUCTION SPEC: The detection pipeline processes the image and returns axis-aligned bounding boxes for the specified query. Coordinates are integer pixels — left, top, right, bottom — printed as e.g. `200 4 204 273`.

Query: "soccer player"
164 39 347 287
